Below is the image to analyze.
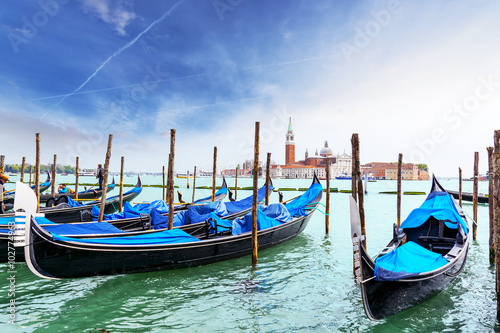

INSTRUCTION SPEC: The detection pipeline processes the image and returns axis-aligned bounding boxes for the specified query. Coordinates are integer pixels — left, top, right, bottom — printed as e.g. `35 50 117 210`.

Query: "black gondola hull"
28 211 313 278
358 242 468 320
447 190 489 204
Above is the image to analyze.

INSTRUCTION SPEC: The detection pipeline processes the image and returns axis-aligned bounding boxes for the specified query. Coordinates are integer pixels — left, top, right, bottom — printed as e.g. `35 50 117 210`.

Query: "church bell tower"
285 117 295 165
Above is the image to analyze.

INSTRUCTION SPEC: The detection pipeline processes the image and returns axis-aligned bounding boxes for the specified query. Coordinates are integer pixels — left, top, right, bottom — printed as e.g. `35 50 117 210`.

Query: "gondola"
0 179 269 262
447 190 489 204
350 176 469 320
0 177 142 223
39 177 142 223
39 178 116 204
2 171 52 206
21 175 322 279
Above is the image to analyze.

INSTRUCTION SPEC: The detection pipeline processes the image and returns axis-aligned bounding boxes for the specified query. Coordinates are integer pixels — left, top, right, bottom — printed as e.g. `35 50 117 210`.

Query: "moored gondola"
351 176 469 320
2 171 52 207
0 179 270 262
22 175 321 279
447 189 489 204
40 178 116 204
0 177 142 223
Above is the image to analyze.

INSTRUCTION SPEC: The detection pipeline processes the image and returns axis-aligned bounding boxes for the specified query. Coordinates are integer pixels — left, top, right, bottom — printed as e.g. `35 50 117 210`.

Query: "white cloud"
81 0 137 36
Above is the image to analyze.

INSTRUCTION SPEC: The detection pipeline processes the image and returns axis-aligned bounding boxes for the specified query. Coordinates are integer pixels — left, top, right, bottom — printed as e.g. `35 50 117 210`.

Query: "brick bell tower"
285 117 295 165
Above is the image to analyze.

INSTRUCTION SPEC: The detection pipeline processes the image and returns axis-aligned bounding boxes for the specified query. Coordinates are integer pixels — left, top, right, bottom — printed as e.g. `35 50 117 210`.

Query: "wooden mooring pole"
51 154 57 197
473 151 479 240
29 166 32 187
459 167 463 207
488 147 495 264
397 153 402 228
35 133 41 212
325 158 330 234
168 129 176 230
351 133 366 248
252 122 260 266
493 130 500 320
265 152 271 206
75 157 79 200
20 157 26 183
162 166 166 202
98 134 113 222
192 166 197 203
119 156 124 212
34 133 40 213
234 165 238 201
212 147 217 202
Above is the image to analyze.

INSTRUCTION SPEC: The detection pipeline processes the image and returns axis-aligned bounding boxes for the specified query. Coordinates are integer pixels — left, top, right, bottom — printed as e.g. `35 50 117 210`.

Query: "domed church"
271 118 352 179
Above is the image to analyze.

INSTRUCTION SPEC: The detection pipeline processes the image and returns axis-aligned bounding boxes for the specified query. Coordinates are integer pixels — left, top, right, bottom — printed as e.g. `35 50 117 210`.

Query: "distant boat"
177 171 212 178
78 170 95 177
7 173 17 177
176 173 193 179
336 173 376 181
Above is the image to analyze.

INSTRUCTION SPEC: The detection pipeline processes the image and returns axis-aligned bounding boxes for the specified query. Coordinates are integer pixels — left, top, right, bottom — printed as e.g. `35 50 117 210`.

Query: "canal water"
0 175 497 332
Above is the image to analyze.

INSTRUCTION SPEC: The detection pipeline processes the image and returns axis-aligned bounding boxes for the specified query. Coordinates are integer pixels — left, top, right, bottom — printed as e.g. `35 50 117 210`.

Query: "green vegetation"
417 163 429 171
379 191 398 194
241 186 254 190
3 163 76 174
278 188 297 191
339 189 352 193
322 188 339 192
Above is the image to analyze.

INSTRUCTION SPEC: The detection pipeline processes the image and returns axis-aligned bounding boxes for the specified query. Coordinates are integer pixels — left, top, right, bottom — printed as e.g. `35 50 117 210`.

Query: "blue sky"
1 0 500 176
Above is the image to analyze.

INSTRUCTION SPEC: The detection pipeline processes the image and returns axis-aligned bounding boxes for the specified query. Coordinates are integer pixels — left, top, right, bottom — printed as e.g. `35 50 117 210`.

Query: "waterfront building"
271 118 352 179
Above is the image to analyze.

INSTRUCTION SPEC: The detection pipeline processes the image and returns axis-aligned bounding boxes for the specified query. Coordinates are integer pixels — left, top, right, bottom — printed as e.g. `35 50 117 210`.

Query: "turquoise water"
1 176 498 332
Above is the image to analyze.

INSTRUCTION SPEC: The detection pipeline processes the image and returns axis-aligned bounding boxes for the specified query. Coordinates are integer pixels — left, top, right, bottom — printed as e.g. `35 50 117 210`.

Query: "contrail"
2 72 208 107
55 0 186 106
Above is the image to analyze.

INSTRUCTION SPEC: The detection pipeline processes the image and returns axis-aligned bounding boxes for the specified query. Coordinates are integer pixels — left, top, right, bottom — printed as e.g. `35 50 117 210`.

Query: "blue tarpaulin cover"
45 222 124 235
0 216 55 226
150 201 228 229
224 184 273 215
93 200 168 221
66 197 83 208
231 203 292 235
51 227 201 245
400 192 468 234
374 241 449 281
209 213 233 233
285 183 323 217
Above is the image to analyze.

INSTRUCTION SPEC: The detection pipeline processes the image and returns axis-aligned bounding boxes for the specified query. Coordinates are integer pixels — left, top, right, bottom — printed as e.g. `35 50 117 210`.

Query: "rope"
464 210 478 226
311 207 329 216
